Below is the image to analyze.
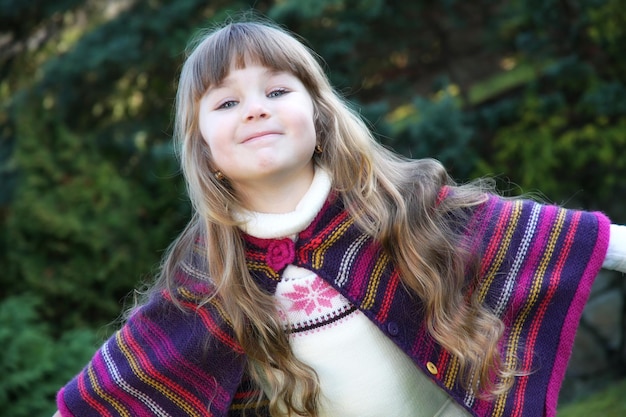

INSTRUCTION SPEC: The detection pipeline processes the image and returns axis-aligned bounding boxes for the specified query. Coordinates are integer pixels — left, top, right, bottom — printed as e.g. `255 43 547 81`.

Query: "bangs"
186 22 319 100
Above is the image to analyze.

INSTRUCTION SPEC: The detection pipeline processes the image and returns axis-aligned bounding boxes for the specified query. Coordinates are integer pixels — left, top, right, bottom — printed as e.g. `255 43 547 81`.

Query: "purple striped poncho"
57 192 610 416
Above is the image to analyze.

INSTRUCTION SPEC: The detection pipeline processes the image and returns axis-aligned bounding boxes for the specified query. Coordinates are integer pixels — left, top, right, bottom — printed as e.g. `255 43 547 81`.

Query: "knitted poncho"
57 191 610 417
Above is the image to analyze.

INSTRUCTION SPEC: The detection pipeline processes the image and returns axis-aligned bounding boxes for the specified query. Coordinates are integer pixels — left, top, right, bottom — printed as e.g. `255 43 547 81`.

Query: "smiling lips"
241 131 281 143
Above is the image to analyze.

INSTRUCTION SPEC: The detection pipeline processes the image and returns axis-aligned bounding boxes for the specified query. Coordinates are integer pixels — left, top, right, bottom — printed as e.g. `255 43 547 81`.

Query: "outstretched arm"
55 287 247 417
604 224 626 273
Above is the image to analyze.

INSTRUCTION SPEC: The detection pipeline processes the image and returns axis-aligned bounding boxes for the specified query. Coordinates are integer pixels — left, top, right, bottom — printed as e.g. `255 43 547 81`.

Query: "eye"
216 100 237 110
267 88 289 98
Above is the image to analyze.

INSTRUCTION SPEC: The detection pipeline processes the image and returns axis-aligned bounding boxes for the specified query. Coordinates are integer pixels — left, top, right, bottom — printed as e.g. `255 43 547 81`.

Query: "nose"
243 96 270 121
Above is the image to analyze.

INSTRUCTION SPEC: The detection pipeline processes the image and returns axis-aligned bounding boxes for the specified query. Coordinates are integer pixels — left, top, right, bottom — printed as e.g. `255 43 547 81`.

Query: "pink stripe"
474 392 493 416
139 319 213 385
506 206 556 320
544 212 610 416
503 206 555 414
173 295 244 354
512 210 579 416
299 209 349 249
435 186 450 207
138 317 230 410
437 350 451 383
77 364 114 417
121 326 205 411
410 325 432 358
56 387 75 417
91 350 149 415
375 270 399 322
347 244 379 300
479 198 510 277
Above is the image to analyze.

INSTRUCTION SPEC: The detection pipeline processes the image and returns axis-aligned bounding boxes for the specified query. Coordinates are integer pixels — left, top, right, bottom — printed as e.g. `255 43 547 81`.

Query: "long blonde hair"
158 17 515 416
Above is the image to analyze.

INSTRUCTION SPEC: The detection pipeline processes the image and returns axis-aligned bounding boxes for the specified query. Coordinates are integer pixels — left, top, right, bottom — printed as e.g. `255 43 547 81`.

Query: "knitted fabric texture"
57 193 610 417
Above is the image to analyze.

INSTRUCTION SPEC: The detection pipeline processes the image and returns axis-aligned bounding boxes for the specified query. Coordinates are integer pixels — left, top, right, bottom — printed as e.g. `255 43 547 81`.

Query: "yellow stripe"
478 201 523 302
177 287 200 301
360 251 390 310
86 362 131 417
247 261 280 280
311 217 354 269
491 209 566 416
229 399 270 410
177 287 234 328
116 332 199 415
207 296 234 327
444 356 460 389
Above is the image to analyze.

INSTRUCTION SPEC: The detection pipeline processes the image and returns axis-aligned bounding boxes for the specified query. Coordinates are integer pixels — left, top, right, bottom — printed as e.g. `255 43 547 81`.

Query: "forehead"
217 51 295 84
188 27 318 99
204 52 304 98
208 64 291 91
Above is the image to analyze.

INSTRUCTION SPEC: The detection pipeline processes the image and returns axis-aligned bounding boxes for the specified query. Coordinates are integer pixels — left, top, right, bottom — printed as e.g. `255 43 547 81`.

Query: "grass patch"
468 62 539 106
557 378 626 416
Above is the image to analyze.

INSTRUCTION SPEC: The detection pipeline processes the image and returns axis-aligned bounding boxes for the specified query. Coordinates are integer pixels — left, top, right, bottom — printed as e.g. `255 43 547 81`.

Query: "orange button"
426 361 438 375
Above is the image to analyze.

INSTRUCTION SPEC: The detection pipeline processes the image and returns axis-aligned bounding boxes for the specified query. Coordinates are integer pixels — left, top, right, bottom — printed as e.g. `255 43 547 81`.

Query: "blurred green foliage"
558 378 626 417
4 98 183 329
1 0 625 415
469 0 626 214
0 295 100 416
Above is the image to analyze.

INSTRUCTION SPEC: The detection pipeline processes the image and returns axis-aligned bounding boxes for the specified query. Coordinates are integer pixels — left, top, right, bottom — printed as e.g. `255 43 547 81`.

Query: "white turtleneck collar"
236 168 332 239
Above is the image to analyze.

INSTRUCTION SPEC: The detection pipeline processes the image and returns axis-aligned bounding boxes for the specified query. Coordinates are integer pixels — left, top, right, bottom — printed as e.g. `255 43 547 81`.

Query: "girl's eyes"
268 88 289 98
217 100 237 110
214 88 290 110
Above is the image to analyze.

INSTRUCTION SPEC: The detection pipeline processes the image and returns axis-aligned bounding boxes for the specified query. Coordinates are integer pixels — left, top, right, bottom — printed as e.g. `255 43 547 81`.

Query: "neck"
235 168 332 239
236 165 315 214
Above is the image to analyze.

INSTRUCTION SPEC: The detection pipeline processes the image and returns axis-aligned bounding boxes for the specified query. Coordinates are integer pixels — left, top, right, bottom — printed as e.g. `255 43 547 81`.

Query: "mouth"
241 131 281 144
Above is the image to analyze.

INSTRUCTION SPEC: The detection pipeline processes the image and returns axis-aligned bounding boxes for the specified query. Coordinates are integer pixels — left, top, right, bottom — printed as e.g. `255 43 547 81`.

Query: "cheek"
197 103 224 148
295 103 317 140
305 114 318 146
202 135 228 170
197 113 211 148
198 115 226 161
196 132 222 174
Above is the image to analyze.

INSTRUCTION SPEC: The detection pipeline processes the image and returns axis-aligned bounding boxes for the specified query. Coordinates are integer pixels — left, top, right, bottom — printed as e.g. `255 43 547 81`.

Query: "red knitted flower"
266 238 296 272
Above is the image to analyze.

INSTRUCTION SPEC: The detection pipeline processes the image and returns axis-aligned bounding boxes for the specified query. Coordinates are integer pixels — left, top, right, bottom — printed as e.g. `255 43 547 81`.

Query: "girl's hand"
605 224 626 273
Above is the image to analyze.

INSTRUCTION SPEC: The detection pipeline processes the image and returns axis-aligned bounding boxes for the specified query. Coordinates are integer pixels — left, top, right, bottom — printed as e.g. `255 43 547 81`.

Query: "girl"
54 18 626 417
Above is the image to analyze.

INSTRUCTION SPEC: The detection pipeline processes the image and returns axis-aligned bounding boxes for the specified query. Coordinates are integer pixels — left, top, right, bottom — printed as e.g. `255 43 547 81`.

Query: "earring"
314 144 323 154
214 171 225 181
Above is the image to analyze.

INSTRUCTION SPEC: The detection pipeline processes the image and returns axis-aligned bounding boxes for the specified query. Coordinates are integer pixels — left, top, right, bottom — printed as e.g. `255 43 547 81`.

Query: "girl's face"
198 64 317 210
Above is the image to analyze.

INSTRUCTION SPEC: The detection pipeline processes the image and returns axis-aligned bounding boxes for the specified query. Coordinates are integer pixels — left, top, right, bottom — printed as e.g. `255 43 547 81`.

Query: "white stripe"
494 203 541 316
464 203 541 407
336 233 369 287
102 340 172 416
463 386 476 409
